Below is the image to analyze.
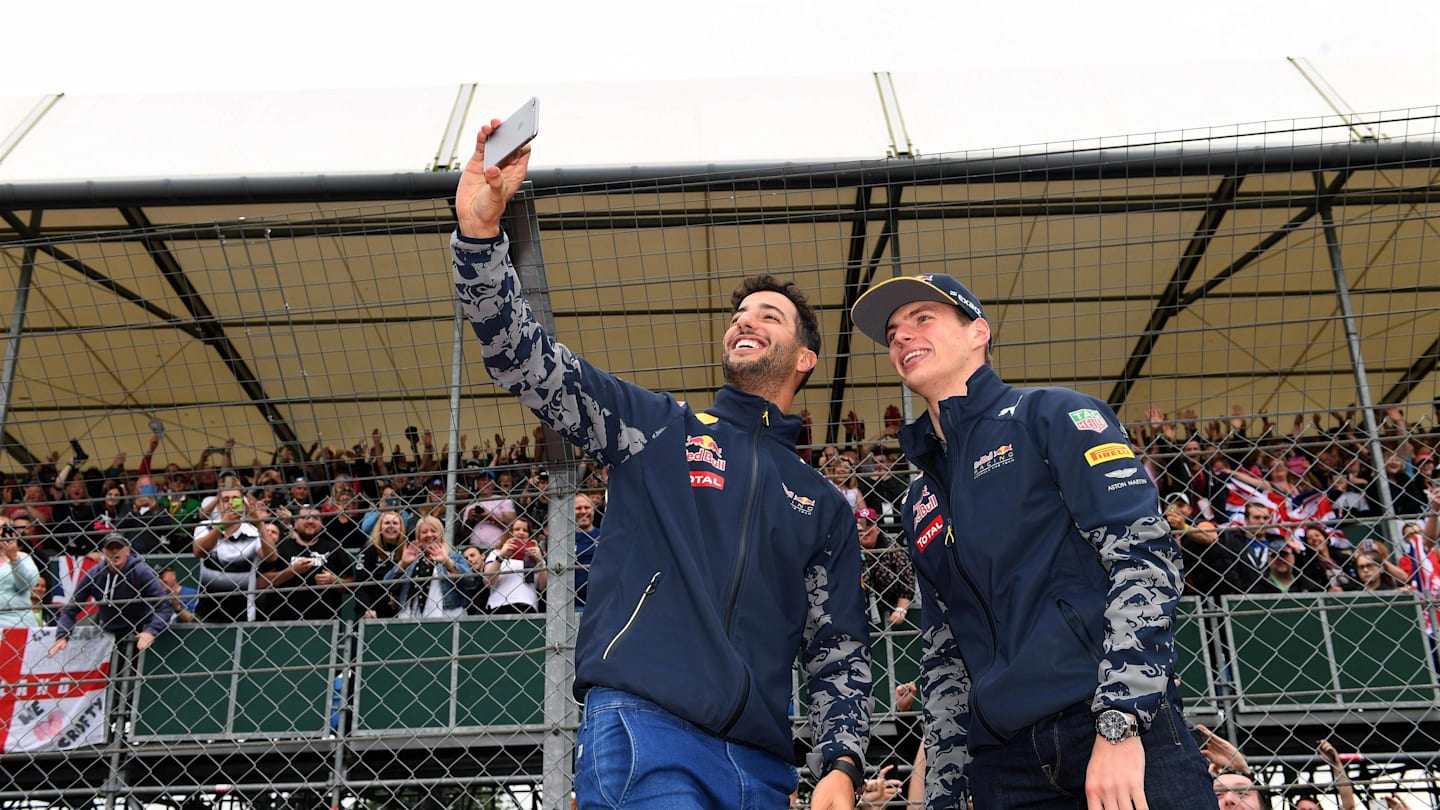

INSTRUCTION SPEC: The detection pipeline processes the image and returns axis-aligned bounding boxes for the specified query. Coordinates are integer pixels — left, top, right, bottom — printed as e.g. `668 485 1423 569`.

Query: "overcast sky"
6 0 1436 95
2 0 1435 179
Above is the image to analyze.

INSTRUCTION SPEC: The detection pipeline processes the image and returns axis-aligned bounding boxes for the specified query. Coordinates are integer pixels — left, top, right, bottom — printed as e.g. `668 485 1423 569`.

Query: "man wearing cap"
450 122 870 808
851 274 1211 809
49 532 173 655
115 475 180 555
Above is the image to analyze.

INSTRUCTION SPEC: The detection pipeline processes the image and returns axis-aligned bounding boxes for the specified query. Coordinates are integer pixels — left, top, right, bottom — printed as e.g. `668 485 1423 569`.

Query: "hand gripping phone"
483 97 539 170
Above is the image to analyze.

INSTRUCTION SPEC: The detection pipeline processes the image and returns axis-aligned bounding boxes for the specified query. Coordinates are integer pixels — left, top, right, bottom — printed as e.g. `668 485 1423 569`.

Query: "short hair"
730 274 821 391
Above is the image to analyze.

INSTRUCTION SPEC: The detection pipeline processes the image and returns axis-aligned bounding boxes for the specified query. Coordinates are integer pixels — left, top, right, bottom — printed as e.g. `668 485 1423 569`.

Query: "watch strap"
825 758 864 794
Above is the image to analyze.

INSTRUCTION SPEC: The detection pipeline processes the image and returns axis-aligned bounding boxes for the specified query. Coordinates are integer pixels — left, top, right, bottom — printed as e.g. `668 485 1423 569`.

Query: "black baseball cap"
851 273 986 345
101 531 130 549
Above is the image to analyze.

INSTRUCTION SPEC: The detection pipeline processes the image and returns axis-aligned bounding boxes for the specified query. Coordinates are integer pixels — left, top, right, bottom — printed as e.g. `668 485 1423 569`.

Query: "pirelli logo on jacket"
1084 442 1134 466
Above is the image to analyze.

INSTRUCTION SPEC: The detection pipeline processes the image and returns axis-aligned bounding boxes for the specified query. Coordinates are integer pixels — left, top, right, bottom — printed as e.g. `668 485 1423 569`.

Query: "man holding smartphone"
850 275 1215 810
451 119 871 809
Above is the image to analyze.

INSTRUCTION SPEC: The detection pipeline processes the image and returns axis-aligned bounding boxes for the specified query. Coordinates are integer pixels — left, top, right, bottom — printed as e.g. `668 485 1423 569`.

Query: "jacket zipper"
602 570 661 660
914 420 1007 743
723 418 764 635
716 412 766 731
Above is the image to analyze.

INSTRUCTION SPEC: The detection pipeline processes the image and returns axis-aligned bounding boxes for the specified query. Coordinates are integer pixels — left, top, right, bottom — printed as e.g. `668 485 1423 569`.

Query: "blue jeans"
575 687 797 810
969 700 1218 810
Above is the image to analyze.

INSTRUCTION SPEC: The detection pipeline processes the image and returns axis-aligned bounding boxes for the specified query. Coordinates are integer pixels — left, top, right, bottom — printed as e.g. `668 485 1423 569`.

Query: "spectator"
361 485 414 535
193 488 272 623
1224 501 1285 576
1163 493 1234 598
16 480 53 526
517 466 551 540
1399 516 1440 595
1213 771 1266 810
0 519 41 629
859 445 908 537
1354 547 1409 591
256 505 355 622
573 493 601 609
1243 542 1327 595
90 482 126 538
50 473 98 557
157 565 198 624
461 473 514 550
413 476 447 524
356 511 406 620
481 517 545 615
321 477 369 552
115 476 180 555
1301 523 1358 592
856 507 914 628
460 546 490 615
30 571 52 627
385 515 475 620
161 468 202 529
252 467 286 509
283 475 312 512
822 458 867 512
49 532 172 654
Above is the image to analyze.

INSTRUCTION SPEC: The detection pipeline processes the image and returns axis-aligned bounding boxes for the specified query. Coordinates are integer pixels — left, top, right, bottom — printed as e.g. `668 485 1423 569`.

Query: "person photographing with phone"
450 111 871 809
480 516 546 615
193 487 274 623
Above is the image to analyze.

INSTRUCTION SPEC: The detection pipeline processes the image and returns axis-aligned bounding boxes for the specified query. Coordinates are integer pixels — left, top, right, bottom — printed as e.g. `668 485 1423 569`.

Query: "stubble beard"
722 344 796 401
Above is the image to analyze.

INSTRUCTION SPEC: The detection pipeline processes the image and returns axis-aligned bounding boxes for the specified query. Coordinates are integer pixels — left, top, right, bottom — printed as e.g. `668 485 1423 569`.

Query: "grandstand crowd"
3 403 1440 633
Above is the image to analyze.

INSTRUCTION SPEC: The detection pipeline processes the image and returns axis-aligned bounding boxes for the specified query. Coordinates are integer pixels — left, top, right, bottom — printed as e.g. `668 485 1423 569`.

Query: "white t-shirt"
484 553 540 611
398 577 467 620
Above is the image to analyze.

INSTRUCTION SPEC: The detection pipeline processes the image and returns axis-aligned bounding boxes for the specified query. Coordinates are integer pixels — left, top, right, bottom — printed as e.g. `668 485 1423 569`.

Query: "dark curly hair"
730 274 821 391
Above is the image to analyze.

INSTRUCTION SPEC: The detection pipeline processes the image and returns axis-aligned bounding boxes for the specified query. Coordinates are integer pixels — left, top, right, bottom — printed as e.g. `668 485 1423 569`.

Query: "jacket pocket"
1057 598 1103 664
603 571 662 660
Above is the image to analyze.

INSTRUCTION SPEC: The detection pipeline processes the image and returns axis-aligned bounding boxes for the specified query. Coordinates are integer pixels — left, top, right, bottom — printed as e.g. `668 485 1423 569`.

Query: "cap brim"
851 277 969 345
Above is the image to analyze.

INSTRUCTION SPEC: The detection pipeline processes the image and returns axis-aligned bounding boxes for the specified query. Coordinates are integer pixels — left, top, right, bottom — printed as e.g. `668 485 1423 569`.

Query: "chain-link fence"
2 108 1439 808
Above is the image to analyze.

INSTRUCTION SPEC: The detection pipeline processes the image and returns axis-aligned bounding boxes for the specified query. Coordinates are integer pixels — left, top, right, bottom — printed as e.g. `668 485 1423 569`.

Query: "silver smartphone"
483 97 539 170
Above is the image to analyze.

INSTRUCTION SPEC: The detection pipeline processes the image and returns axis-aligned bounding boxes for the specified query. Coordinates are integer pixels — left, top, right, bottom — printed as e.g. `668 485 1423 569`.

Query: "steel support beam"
1316 171 1399 548
825 186 874 446
1107 175 1240 407
118 206 298 448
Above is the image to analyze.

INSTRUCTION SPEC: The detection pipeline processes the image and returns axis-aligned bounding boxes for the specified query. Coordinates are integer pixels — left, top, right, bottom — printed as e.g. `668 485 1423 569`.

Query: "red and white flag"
0 626 113 753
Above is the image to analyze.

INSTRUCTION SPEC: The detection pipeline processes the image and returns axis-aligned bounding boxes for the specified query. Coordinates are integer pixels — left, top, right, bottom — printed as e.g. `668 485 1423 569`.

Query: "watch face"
1096 710 1132 741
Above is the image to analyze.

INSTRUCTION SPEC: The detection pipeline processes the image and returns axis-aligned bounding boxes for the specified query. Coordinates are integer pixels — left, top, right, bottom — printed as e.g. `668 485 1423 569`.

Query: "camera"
405 426 420 446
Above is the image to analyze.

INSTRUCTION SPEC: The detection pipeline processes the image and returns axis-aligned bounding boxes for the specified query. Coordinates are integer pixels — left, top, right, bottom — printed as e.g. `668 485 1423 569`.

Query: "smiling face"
885 301 989 404
721 290 815 403
378 512 404 543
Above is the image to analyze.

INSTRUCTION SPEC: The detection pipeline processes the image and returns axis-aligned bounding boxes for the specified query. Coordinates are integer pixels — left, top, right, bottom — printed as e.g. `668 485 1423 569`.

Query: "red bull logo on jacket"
972 444 1015 478
783 482 816 515
686 434 727 471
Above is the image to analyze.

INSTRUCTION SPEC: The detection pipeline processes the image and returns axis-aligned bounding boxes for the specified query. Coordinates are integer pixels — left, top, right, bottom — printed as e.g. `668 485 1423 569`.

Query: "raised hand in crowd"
1194 723 1249 776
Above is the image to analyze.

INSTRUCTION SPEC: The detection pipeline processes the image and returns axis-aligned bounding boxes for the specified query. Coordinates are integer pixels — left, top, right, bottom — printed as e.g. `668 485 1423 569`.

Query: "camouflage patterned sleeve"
917 574 972 810
1037 390 1183 731
452 232 664 467
800 512 873 777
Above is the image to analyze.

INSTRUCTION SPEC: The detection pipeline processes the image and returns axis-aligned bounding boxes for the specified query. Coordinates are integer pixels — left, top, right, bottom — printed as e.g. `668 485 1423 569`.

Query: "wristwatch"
824 758 864 795
1095 709 1139 744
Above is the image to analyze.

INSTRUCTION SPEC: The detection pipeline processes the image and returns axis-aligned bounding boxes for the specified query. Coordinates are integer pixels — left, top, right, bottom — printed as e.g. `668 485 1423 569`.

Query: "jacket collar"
897 364 1013 464
705 385 802 448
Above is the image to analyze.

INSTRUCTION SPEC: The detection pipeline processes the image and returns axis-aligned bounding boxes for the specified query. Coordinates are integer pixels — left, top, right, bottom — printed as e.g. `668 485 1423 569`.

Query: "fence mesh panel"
1 108 1439 808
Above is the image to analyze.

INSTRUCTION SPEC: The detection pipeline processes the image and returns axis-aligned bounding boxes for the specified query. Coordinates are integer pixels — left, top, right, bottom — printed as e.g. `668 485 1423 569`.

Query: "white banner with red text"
0 626 114 752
